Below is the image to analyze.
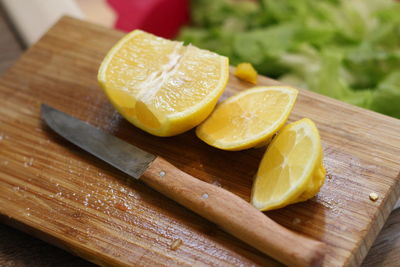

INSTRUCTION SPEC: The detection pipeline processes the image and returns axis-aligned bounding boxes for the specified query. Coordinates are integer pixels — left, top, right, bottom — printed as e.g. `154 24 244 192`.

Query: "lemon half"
98 30 229 136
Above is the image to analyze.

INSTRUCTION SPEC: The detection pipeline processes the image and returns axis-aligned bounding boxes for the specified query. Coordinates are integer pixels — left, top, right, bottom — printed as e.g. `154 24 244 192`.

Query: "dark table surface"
0 5 398 267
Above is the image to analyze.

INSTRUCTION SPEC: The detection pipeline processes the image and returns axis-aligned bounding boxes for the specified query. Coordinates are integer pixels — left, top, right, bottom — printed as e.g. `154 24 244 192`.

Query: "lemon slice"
251 118 326 211
98 30 229 136
196 86 298 151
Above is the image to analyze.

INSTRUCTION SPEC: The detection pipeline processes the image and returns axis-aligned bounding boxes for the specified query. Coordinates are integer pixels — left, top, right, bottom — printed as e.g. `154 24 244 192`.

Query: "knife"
41 104 326 267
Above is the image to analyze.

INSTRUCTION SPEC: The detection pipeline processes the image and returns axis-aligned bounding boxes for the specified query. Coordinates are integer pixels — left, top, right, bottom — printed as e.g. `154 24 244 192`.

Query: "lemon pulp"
196 86 298 151
251 118 326 211
98 30 229 136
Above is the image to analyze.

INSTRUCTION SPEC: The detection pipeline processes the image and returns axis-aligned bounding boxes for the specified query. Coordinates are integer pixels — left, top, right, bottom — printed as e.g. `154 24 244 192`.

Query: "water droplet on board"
170 239 183 251
212 180 222 187
115 202 129 211
23 158 34 167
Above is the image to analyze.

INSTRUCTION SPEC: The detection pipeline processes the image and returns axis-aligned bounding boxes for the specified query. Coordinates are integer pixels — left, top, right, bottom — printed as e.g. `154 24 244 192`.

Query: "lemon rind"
98 30 145 84
196 86 299 150
250 118 322 211
97 30 229 136
167 56 229 121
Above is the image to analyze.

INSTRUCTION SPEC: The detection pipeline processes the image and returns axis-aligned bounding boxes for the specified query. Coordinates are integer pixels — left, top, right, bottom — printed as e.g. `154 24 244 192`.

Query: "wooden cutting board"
0 17 399 267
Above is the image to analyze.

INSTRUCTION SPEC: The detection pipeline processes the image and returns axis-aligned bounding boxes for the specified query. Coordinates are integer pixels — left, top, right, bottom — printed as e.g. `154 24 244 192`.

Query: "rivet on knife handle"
41 104 326 267
142 157 326 267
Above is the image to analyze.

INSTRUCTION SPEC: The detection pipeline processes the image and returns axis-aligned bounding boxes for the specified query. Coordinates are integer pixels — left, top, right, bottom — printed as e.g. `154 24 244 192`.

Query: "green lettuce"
178 0 400 118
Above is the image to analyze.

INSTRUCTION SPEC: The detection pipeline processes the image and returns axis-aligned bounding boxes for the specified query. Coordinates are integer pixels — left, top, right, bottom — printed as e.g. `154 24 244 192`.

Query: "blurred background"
1 0 399 119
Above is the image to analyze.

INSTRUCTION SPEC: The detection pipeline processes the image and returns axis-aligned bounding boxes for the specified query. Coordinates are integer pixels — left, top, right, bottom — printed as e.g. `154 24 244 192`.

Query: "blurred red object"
107 0 190 38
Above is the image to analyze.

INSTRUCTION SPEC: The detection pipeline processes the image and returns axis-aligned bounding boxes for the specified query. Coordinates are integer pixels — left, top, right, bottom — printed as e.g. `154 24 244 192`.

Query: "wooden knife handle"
141 157 326 267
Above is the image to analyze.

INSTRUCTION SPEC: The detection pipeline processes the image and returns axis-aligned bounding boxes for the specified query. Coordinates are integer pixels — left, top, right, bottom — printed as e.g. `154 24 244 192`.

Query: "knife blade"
41 104 155 178
41 104 326 267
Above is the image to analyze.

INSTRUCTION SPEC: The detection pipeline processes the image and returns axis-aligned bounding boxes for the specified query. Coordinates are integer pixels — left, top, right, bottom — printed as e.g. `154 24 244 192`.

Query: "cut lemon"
196 86 298 151
98 30 229 136
234 63 258 84
251 118 326 211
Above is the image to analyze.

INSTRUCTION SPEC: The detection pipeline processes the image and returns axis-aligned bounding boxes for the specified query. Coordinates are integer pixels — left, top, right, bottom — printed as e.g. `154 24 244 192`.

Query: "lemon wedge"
251 118 326 211
98 30 229 136
196 86 298 151
234 63 258 84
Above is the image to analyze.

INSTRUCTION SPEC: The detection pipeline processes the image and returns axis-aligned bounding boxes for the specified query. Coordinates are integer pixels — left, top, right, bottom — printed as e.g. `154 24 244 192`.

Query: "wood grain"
0 223 95 267
143 157 326 267
362 207 400 267
0 16 399 267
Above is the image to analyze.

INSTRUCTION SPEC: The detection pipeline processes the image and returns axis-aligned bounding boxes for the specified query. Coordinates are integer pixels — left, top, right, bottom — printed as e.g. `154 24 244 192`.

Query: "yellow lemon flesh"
196 86 298 151
234 62 258 84
251 118 326 211
98 30 229 136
